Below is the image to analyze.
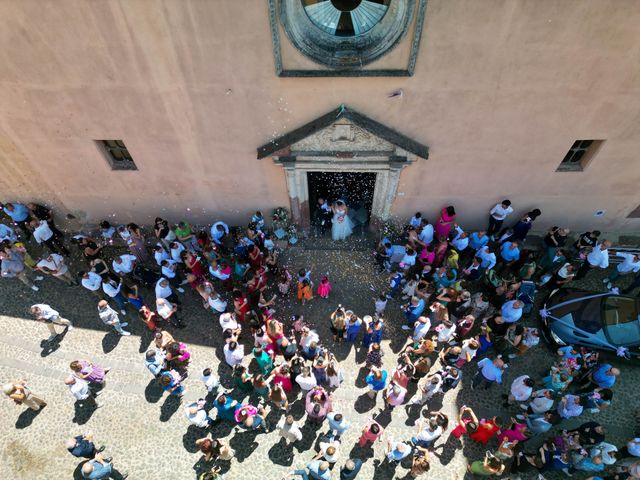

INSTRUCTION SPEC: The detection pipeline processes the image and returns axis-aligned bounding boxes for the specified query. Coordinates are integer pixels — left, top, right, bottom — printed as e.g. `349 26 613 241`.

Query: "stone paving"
0 235 639 479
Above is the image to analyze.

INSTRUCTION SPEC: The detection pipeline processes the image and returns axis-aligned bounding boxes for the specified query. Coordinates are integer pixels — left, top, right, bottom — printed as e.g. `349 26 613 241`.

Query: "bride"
331 200 354 241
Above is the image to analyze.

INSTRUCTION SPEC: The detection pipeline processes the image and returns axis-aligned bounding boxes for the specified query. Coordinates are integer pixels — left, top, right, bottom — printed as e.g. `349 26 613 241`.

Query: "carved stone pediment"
290 120 395 153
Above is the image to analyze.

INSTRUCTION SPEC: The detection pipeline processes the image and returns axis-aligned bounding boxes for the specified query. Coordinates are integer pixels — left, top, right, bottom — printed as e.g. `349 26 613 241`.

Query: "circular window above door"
280 0 413 69
302 0 391 37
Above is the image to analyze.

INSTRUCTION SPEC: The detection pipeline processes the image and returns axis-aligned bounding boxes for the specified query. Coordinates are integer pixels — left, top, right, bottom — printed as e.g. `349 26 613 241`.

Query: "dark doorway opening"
307 171 376 230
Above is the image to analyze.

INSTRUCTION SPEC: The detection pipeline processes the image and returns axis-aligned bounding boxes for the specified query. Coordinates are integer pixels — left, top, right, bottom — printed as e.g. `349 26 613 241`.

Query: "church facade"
1 0 640 232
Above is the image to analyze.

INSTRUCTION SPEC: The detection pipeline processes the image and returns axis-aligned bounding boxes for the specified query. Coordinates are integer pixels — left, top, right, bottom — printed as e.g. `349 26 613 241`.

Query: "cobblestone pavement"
0 237 638 480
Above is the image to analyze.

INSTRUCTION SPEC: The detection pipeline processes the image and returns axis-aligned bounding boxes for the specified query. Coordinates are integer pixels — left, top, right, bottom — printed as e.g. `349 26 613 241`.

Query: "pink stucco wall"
0 0 639 232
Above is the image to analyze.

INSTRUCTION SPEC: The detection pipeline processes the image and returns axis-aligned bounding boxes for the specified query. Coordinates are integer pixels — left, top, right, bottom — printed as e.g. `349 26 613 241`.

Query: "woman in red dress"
233 289 249 322
181 251 206 280
468 416 503 445
247 245 264 269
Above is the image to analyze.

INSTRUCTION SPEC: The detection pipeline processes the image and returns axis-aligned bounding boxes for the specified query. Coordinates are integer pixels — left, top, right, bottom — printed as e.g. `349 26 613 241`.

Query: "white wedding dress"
332 206 354 241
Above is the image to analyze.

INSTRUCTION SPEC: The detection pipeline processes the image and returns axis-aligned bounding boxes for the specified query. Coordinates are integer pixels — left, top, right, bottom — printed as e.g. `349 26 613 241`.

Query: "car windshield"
550 292 602 333
602 296 640 346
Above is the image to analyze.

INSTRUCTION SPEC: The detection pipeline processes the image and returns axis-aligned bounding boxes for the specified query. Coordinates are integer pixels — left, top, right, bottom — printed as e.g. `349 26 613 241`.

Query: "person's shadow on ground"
354 392 376 413
229 429 260 462
138 327 154 354
294 420 322 453
15 407 44 429
431 434 458 466
101 331 122 354
72 460 88 480
159 394 181 422
72 400 100 425
182 424 206 453
371 458 399 479
355 365 369 388
144 379 163 403
40 329 69 357
268 437 296 466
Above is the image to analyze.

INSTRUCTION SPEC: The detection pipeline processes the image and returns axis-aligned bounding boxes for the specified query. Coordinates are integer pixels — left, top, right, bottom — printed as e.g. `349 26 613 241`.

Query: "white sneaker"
120 331 131 336
120 322 129 327
606 282 612 289
35 276 44 281
120 310 127 316
66 324 74 331
401 325 411 330
602 278 609 283
177 287 185 293
31 285 39 291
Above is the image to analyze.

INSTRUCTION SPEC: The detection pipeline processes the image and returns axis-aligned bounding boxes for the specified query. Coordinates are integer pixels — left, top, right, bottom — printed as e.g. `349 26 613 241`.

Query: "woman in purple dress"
70 360 110 385
126 223 149 263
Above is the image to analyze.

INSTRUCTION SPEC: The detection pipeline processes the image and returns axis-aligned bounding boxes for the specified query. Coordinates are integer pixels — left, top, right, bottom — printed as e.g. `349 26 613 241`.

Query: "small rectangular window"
557 139 603 172
98 140 137 170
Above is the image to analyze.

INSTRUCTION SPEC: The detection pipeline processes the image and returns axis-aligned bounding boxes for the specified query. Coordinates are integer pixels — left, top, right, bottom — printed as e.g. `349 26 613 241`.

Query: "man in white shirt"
316 438 340 465
31 303 74 341
184 401 213 428
35 254 76 285
219 312 241 333
156 297 183 329
412 316 431 342
169 241 185 263
451 225 469 252
223 341 244 367
488 200 513 238
504 375 534 406
415 417 443 447
155 278 179 304
520 389 555 414
153 245 170 266
295 366 317 392
80 271 103 296
477 246 497 270
102 279 127 314
207 290 227 313
277 415 303 444
64 376 101 408
412 373 443 405
30 219 69 255
97 300 130 336
210 221 229 246
605 252 640 289
112 254 137 277
576 240 612 280
417 222 434 247
160 260 186 292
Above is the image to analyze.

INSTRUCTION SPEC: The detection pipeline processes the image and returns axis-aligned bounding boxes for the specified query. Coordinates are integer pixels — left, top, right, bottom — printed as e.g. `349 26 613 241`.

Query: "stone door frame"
277 154 410 229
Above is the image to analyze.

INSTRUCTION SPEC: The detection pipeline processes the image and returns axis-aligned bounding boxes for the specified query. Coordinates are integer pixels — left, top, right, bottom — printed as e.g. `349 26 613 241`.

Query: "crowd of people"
2 198 640 480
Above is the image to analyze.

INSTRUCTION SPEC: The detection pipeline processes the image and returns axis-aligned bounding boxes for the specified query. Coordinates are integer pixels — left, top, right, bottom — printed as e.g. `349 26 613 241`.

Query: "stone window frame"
97 140 138 171
556 139 604 172
268 0 428 77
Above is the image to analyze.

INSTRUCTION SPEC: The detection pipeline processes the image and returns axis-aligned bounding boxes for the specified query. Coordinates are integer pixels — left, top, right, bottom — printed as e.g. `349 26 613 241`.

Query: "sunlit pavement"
0 239 637 479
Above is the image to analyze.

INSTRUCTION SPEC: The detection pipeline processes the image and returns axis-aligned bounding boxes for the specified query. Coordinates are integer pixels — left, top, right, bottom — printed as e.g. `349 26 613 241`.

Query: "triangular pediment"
256 105 428 160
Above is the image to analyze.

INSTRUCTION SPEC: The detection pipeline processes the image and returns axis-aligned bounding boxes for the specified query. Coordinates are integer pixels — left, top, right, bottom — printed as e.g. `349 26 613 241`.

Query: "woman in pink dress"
435 206 456 239
317 275 332 298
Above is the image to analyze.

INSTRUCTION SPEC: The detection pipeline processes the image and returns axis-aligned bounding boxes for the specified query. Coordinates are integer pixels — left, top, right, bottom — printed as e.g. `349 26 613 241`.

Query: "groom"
314 197 333 237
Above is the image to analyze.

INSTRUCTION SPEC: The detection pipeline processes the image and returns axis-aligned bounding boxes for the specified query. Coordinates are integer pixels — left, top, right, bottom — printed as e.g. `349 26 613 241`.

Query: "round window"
302 0 391 37
281 0 412 69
